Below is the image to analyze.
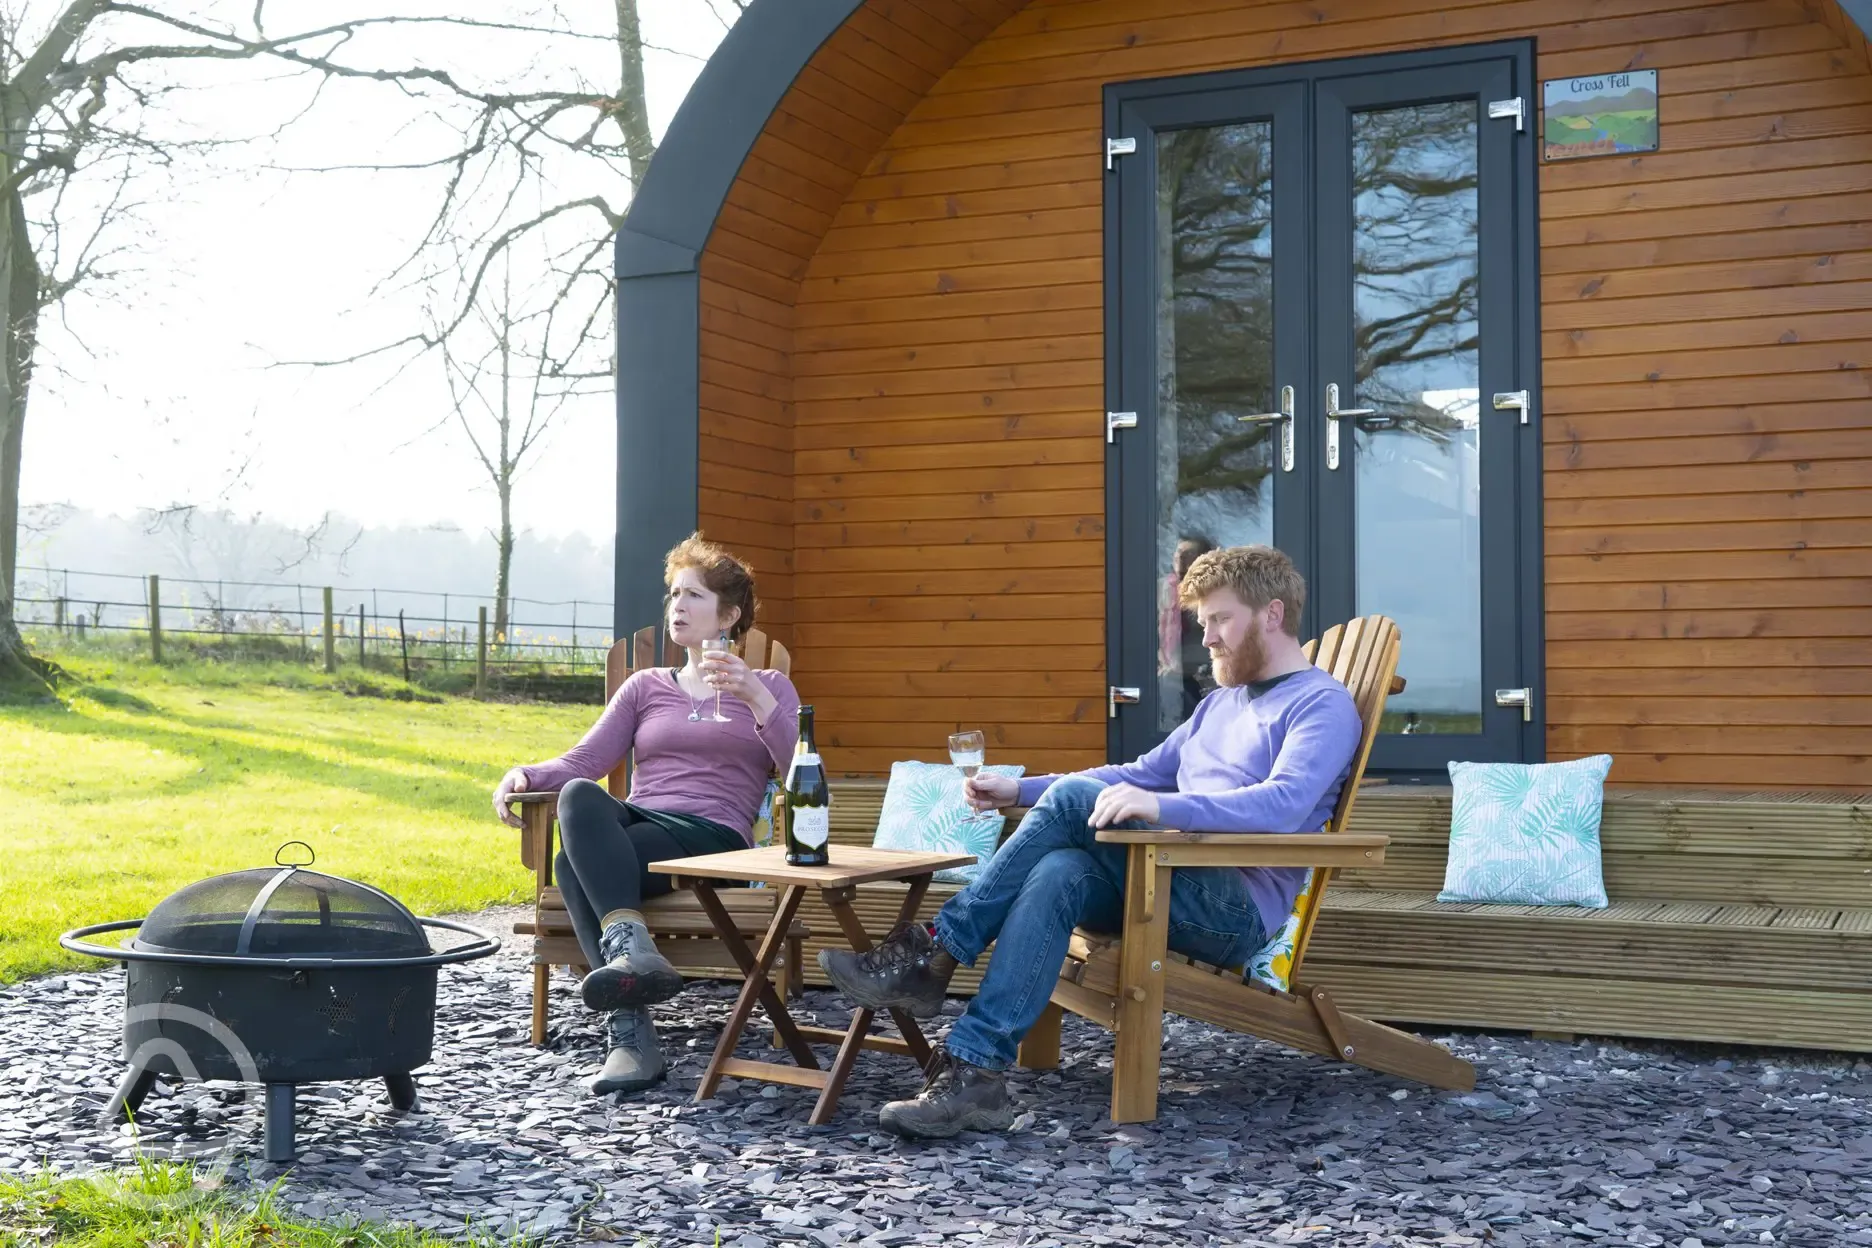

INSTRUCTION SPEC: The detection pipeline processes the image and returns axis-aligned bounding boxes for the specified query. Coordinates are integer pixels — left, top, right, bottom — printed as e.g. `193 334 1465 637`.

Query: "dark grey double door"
1105 43 1544 774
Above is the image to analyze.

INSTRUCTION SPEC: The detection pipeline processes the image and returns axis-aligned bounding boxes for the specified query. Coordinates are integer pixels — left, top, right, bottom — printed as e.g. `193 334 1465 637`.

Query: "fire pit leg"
383 1073 419 1112
103 1063 159 1123
264 1083 296 1164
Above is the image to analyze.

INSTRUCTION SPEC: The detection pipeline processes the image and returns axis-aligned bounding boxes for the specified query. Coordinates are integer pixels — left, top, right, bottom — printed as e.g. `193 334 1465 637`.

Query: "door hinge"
1106 410 1138 444
1487 97 1525 132
1108 686 1141 718
1105 136 1137 170
1492 390 1531 425
1495 688 1533 722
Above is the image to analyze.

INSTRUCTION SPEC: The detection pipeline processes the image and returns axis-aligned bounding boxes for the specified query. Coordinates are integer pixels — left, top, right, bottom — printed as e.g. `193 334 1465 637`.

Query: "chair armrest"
1094 829 1388 869
509 791 558 805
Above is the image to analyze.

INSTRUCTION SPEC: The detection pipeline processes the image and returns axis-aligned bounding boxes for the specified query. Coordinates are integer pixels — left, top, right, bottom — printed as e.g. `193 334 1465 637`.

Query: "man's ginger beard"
1210 622 1270 688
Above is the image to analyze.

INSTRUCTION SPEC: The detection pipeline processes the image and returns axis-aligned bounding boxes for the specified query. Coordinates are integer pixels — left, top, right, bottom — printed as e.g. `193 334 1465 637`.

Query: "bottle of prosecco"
782 705 830 866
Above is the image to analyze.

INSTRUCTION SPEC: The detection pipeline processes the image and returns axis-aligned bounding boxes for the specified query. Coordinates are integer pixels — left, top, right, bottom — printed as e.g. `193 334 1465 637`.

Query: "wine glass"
948 729 991 822
701 636 734 722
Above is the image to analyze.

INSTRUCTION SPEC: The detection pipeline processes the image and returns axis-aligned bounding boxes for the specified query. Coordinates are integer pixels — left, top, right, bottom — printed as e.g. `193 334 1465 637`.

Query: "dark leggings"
554 777 745 969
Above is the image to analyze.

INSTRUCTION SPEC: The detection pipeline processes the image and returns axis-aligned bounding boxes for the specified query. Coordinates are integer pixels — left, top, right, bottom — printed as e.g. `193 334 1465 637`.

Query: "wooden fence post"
148 575 162 663
357 604 366 669
322 588 335 673
398 609 411 684
476 607 488 698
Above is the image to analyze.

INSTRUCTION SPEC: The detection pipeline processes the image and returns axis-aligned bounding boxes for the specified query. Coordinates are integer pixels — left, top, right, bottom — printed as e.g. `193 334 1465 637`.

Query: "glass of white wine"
701 636 734 723
948 729 991 823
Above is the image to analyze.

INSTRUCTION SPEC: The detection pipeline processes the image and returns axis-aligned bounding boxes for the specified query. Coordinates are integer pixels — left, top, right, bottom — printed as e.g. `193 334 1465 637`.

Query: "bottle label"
792 806 830 849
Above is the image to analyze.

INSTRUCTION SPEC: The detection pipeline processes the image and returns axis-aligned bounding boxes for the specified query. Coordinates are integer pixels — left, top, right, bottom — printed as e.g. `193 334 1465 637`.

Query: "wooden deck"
791 780 1872 1053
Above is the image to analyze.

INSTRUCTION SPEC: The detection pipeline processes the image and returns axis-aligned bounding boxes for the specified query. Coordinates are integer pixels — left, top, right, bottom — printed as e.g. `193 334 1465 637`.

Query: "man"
819 545 1364 1139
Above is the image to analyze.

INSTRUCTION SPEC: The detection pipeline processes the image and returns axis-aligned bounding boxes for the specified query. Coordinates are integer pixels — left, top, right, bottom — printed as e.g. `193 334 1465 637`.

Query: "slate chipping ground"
4 905 1870 1248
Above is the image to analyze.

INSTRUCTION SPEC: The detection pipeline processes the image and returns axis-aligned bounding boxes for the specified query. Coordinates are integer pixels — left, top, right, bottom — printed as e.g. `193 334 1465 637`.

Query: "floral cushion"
1438 755 1614 908
872 760 1026 885
1245 871 1316 993
749 778 780 849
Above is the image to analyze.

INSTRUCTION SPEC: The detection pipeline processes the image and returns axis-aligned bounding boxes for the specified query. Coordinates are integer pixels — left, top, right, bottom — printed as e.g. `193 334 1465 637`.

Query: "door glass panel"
1350 102 1481 735
1154 122 1277 730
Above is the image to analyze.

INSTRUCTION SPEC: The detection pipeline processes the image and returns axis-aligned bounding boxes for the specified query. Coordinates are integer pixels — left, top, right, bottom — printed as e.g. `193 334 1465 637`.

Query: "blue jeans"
934 776 1269 1071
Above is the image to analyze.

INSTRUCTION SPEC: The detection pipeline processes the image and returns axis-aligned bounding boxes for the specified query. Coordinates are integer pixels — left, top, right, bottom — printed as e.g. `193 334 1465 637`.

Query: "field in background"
0 653 596 984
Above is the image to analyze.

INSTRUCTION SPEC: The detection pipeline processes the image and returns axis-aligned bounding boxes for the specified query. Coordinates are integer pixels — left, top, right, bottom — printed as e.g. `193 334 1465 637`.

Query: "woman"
492 533 799 1096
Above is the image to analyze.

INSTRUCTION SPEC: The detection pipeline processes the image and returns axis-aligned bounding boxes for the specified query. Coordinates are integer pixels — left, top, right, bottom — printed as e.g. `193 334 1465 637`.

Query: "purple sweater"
1017 666 1363 940
521 668 800 841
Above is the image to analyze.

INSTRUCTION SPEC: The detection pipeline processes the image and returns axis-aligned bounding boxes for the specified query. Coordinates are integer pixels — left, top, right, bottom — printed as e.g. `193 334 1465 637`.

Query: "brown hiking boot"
878 1048 1015 1139
817 922 957 1019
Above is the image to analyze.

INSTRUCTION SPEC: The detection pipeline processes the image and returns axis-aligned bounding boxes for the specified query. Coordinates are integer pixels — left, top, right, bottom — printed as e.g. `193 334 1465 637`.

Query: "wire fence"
15 566 615 695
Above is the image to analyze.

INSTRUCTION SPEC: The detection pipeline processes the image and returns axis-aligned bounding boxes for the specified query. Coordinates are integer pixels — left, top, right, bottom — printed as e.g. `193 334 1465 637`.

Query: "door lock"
1494 688 1533 722
1236 385 1296 472
1108 686 1141 719
1324 383 1374 471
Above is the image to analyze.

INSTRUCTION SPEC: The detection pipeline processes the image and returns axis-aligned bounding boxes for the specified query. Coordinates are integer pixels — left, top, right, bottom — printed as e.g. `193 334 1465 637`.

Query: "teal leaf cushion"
872 760 1026 885
1440 755 1614 908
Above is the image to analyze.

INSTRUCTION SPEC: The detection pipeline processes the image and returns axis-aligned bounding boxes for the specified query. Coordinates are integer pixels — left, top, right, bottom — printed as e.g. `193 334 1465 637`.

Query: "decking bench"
1303 786 1872 1052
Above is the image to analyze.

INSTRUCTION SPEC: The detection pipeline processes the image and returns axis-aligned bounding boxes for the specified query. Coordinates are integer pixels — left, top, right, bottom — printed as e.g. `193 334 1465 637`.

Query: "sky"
20 1 735 545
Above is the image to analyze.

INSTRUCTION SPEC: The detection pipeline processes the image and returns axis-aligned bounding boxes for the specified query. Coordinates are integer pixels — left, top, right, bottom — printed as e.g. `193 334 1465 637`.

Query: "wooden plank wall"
692 0 1031 655
699 0 1872 787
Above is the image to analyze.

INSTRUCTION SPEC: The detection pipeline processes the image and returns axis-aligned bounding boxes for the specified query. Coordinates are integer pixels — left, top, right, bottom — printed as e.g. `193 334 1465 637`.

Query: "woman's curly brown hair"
664 532 759 643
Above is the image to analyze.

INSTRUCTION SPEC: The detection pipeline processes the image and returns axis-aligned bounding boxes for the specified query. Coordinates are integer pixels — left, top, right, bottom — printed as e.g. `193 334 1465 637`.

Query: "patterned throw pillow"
872 760 1026 885
1245 871 1316 993
1439 755 1614 908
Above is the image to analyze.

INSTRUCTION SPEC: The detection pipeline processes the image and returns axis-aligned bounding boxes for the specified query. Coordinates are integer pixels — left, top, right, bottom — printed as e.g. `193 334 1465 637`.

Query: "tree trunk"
492 289 514 644
0 165 56 695
614 0 655 188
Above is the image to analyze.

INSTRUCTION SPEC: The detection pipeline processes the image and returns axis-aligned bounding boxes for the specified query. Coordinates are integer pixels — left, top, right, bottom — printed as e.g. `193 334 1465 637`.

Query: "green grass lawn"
1 1159 546 1248
0 650 596 986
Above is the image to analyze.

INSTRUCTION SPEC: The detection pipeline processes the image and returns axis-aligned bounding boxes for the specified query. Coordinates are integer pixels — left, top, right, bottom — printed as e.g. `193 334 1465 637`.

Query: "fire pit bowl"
59 843 499 1162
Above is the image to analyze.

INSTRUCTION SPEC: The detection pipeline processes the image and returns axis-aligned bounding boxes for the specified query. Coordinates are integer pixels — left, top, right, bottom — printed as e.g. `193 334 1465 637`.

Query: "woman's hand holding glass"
699 642 764 720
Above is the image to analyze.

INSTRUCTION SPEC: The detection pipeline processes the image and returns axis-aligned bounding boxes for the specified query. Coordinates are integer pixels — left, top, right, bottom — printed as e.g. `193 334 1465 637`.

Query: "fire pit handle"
275 841 317 867
58 917 501 969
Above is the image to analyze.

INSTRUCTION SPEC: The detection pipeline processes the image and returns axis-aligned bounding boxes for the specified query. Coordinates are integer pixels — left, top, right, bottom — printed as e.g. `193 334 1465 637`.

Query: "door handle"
1108 686 1141 719
1236 385 1296 472
1324 383 1374 471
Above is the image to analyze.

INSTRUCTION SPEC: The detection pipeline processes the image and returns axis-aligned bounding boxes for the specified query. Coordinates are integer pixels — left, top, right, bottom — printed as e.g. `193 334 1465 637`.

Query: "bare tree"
0 1 701 695
432 258 574 642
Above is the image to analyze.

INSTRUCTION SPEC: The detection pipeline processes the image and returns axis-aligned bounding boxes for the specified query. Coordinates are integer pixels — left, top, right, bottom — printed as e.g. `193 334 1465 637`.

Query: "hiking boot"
878 1048 1015 1139
588 1006 665 1096
817 922 957 1018
580 910 683 1011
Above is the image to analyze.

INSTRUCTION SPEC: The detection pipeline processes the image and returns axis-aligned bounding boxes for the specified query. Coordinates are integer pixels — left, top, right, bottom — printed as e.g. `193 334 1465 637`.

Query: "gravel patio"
4 904 1869 1248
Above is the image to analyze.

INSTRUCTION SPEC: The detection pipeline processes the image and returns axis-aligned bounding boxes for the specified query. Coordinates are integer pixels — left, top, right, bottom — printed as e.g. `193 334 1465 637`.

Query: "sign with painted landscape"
1542 70 1659 161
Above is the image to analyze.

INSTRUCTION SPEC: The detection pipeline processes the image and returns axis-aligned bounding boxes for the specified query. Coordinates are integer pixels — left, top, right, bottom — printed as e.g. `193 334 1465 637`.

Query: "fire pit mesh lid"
135 867 431 959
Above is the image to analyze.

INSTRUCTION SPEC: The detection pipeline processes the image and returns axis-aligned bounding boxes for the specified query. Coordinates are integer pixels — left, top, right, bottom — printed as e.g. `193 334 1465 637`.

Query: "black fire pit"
60 844 499 1163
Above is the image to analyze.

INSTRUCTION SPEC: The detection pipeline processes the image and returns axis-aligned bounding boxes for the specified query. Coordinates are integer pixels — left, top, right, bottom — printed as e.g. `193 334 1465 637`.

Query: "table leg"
808 875 937 1124
690 882 817 1103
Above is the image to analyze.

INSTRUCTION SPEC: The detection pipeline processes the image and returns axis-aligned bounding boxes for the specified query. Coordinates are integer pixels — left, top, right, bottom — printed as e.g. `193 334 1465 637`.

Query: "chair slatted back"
1290 615 1402 983
603 624 793 797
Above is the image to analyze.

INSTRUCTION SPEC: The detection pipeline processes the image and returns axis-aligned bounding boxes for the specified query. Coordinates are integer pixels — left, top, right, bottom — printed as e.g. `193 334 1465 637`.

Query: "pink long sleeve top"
520 667 801 841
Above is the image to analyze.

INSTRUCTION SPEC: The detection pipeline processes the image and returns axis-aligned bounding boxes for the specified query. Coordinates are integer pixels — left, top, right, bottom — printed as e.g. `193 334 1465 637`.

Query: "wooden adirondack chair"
1017 614 1476 1122
509 624 808 1045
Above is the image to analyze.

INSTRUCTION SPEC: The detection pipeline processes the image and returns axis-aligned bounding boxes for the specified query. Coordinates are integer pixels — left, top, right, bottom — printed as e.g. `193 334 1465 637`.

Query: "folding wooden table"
651 844 973 1125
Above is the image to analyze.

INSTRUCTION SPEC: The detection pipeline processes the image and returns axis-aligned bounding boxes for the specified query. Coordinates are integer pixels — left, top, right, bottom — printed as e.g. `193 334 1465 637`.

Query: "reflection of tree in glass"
1158 126 1277 506
1351 102 1478 448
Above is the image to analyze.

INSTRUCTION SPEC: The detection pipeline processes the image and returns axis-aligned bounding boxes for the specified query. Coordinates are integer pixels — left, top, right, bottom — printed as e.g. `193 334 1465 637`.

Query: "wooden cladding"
694 0 1872 787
